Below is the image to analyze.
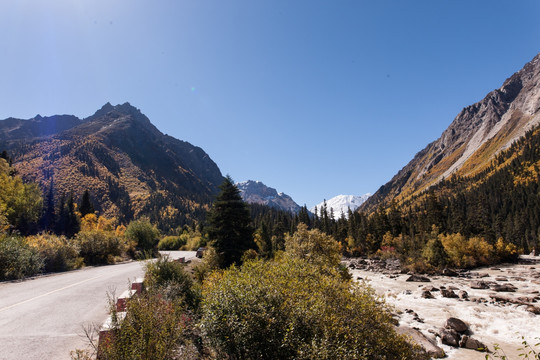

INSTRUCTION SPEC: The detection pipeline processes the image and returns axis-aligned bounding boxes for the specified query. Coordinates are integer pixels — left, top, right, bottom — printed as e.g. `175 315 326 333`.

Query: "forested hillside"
0 103 224 232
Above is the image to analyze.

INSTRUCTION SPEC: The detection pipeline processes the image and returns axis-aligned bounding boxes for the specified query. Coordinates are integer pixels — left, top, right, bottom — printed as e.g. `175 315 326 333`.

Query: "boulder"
442 268 458 277
526 305 540 315
445 317 469 333
464 337 487 351
441 289 459 298
440 328 460 347
421 290 434 299
406 274 431 282
470 281 490 289
397 326 445 358
491 283 517 292
459 335 469 348
458 290 469 299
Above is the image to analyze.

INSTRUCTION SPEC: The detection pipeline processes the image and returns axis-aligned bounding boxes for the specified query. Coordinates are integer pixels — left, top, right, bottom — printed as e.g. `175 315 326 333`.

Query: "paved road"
0 251 196 360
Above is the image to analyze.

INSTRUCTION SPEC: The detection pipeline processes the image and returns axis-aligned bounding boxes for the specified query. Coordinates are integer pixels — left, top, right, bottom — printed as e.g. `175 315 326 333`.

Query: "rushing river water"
349 256 540 360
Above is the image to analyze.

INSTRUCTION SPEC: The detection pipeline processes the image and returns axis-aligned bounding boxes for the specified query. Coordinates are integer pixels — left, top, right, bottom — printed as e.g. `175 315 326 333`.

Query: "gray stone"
445 317 469 333
465 337 487 351
491 283 517 292
406 274 431 282
470 281 490 289
440 328 460 347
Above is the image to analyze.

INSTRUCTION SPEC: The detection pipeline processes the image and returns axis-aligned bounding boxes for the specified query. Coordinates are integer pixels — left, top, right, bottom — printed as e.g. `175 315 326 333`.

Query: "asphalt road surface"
0 251 196 360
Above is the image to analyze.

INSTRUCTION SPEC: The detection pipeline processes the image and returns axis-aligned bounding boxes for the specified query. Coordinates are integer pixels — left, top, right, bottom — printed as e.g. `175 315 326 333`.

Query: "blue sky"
1 1 539 208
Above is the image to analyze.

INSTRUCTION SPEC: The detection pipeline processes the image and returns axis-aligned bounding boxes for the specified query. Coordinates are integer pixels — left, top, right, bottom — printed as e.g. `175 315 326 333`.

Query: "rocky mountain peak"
237 180 302 213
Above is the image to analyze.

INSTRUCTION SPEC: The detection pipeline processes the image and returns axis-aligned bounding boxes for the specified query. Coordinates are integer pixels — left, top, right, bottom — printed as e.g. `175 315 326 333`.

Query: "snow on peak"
310 194 371 219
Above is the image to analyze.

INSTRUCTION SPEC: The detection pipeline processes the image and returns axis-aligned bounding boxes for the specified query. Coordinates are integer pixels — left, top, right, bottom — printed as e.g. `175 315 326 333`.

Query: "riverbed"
348 256 540 359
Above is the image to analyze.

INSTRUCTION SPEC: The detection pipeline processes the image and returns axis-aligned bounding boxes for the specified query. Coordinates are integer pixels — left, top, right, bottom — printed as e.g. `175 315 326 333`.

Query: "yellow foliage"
440 233 494 268
81 214 98 231
285 223 342 268
115 224 126 237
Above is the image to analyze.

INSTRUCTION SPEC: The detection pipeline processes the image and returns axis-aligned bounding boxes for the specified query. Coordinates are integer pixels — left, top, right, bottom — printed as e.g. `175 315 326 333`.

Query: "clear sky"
1 1 539 208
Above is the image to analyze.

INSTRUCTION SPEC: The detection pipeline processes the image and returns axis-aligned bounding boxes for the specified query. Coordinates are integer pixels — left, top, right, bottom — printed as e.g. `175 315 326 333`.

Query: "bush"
97 293 189 360
145 256 200 309
27 234 83 272
75 230 124 265
157 235 187 250
0 235 44 280
201 257 425 360
284 223 341 269
124 219 160 252
440 233 494 268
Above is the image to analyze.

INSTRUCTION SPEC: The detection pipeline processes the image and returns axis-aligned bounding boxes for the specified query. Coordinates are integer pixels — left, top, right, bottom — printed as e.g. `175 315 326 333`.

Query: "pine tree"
79 190 95 217
41 181 56 231
207 176 255 268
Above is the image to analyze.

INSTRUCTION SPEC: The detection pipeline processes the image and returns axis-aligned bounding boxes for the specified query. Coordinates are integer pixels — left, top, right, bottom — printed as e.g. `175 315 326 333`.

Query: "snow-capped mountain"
236 180 302 213
310 194 371 219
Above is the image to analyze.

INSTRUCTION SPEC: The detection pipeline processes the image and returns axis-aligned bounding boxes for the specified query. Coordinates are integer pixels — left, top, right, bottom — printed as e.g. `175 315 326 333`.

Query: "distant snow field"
310 194 371 218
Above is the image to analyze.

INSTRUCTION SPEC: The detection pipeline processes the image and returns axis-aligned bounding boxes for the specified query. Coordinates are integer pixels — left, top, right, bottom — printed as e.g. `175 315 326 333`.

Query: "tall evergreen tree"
41 180 56 231
79 190 95 217
207 176 255 268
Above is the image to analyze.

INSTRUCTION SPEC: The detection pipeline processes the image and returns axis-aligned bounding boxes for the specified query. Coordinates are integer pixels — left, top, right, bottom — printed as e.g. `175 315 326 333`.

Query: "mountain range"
0 102 224 231
236 180 302 213
361 52 540 213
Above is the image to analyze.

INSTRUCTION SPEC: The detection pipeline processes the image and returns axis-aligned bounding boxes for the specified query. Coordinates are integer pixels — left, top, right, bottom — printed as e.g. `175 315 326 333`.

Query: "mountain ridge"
0 103 224 231
362 52 540 212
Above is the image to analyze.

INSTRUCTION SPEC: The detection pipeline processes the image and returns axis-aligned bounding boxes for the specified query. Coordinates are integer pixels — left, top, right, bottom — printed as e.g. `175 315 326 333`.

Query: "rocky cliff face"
237 180 302 213
0 103 224 230
362 53 540 212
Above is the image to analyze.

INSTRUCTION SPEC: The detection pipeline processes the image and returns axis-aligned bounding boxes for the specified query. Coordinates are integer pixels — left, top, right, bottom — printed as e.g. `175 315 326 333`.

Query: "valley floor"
348 256 540 360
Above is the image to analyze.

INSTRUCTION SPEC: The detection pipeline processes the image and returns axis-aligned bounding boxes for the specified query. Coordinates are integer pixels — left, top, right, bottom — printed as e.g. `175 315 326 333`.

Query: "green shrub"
201 257 425 360
125 219 160 252
157 235 187 250
97 293 189 360
284 223 342 269
75 230 124 265
27 234 83 272
0 235 44 280
145 256 200 309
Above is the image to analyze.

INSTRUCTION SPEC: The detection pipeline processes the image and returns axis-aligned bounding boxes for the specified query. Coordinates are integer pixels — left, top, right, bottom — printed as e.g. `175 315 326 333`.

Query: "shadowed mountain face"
362 52 540 212
0 102 224 231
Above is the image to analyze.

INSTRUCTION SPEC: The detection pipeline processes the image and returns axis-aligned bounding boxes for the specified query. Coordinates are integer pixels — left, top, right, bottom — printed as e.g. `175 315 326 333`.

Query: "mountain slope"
311 194 370 219
362 52 540 212
237 180 302 213
0 103 224 231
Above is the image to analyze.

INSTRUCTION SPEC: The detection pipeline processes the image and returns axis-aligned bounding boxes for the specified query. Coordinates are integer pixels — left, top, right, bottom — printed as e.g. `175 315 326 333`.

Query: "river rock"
440 328 460 347
470 281 490 289
464 337 487 351
527 305 540 315
442 268 458 277
491 283 517 292
458 290 469 299
445 317 469 333
406 274 431 282
397 326 445 358
441 289 459 298
422 290 434 299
